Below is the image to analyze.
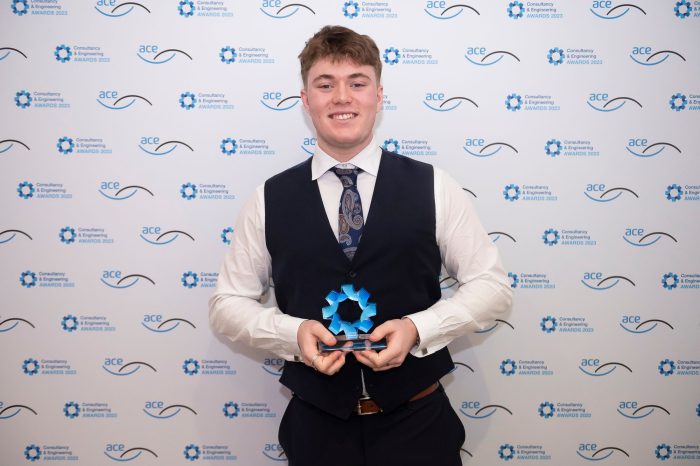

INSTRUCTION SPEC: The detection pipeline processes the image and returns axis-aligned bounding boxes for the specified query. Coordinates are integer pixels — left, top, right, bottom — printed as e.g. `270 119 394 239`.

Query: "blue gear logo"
57 136 75 155
181 182 197 200
665 184 683 202
540 316 557 333
547 47 565 65
184 444 201 461
181 271 199 288
54 44 72 63
179 92 196 110
383 47 400 65
662 272 679 290
508 272 518 289
182 358 200 376
343 1 359 18
542 228 559 246
59 226 76 244
220 46 236 64
505 93 522 111
500 359 517 376
656 444 672 460
382 138 400 153
669 93 687 111
507 1 523 18
17 181 35 199
179 0 195 17
503 184 520 201
220 138 238 155
61 314 79 332
658 359 675 376
64 401 80 418
20 270 37 288
24 445 41 462
23 358 40 375
222 401 240 418
15 90 32 108
12 0 28 16
498 444 515 460
538 401 555 418
221 227 233 245
675 1 691 18
545 139 561 157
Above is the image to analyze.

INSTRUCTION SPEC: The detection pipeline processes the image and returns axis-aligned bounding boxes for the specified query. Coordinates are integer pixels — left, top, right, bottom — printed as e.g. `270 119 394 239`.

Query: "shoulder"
265 158 312 190
380 150 435 176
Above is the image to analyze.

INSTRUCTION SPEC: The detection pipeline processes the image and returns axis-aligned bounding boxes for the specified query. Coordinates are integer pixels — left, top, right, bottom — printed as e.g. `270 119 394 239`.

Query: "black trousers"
278 385 465 466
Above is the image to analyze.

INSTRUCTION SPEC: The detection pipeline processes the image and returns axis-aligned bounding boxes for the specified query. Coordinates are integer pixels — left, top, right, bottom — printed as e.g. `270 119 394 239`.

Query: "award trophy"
318 284 388 352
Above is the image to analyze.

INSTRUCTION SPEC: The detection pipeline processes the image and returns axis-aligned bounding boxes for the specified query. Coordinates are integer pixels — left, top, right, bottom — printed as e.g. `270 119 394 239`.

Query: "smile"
331 113 357 120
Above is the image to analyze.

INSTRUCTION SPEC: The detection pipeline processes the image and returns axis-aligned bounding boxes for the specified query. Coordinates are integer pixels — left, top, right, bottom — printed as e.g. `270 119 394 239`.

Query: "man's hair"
299 25 382 86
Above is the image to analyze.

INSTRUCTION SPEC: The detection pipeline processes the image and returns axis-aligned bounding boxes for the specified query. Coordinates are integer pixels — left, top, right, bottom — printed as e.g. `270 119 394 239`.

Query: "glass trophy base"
319 335 388 352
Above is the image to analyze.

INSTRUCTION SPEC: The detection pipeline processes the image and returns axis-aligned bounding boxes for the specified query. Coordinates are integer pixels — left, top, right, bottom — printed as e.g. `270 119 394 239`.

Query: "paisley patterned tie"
331 167 364 260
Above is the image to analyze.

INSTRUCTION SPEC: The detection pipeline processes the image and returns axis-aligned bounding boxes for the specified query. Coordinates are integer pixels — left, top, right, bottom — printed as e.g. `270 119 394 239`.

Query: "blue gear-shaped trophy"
669 93 687 111
179 92 196 110
221 227 233 245
222 401 240 418
658 359 675 376
17 181 35 199
499 444 515 460
181 271 199 288
54 44 72 63
24 445 41 462
180 182 197 200
322 284 378 340
655 444 672 460
220 138 238 155
20 271 37 288
507 1 523 18
538 401 555 418
505 93 522 111
343 1 359 18
500 359 517 376
542 228 559 246
63 401 80 418
182 358 200 375
62 315 79 332
547 47 565 65
23 358 40 375
503 184 520 201
662 272 678 290
12 0 29 16
179 0 195 17
383 47 400 65
184 444 201 461
15 90 32 108
220 46 237 64
540 316 557 333
675 1 691 18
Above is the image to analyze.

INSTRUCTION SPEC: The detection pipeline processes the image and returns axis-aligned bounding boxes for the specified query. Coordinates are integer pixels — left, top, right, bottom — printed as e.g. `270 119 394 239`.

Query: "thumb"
312 324 337 346
369 322 391 341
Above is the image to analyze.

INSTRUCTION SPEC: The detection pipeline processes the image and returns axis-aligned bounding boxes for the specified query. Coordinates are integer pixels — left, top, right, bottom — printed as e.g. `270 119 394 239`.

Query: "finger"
368 322 393 341
353 349 379 368
310 324 338 347
324 352 347 375
316 351 344 374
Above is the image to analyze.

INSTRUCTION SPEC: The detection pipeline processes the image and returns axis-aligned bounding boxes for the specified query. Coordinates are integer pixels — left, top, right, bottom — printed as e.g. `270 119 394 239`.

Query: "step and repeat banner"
2 1 699 465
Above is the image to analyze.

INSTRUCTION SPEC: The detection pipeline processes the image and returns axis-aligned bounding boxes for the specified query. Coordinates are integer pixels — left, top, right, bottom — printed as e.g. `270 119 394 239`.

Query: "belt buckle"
356 398 380 416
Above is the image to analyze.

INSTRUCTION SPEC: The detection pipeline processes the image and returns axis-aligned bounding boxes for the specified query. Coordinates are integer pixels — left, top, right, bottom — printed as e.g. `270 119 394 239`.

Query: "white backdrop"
1 1 699 464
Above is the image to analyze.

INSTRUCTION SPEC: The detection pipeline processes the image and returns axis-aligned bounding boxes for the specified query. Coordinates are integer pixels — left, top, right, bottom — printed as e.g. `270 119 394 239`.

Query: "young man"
209 26 512 466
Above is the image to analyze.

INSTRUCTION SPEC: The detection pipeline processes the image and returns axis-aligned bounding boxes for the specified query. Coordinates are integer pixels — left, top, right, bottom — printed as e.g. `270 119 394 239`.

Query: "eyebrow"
311 72 372 83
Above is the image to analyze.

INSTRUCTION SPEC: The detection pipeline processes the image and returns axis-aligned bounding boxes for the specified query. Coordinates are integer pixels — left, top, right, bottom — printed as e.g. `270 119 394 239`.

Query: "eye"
351 82 367 88
317 83 332 90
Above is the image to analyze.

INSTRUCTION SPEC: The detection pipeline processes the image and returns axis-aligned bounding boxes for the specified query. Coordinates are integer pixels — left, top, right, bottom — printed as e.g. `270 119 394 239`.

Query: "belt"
354 382 439 416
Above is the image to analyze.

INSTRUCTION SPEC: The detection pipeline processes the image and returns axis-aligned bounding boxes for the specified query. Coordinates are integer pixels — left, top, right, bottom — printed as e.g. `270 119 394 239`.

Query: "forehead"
307 57 377 82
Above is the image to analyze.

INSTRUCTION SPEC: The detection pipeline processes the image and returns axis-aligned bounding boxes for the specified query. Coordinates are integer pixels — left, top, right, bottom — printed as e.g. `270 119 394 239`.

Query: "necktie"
331 167 364 260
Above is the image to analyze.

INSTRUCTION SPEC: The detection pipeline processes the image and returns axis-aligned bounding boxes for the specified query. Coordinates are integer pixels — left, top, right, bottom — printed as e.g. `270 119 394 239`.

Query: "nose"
333 85 352 104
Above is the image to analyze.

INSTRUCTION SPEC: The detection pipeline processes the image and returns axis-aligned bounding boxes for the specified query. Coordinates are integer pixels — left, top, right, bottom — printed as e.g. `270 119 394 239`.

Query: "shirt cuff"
404 310 440 357
276 314 307 361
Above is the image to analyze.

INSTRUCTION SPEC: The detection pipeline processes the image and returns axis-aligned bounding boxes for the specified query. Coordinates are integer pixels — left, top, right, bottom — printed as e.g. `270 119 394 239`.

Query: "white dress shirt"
209 137 513 361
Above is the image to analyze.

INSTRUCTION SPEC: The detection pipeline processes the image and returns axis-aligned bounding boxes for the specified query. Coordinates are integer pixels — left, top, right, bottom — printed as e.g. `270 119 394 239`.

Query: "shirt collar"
311 136 382 180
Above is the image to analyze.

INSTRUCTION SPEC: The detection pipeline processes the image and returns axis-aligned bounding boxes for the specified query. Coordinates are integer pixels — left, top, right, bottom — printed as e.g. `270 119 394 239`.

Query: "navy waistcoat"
265 150 455 419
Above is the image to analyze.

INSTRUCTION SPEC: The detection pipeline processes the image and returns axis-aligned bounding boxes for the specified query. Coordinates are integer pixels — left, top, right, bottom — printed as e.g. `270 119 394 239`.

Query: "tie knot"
331 166 361 188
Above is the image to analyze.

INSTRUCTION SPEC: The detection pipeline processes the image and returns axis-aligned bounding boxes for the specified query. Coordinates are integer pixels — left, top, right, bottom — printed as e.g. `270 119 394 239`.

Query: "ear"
375 84 384 113
301 87 310 112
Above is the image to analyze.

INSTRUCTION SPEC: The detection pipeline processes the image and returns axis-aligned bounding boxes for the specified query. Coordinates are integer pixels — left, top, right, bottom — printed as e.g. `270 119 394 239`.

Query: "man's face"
301 58 383 160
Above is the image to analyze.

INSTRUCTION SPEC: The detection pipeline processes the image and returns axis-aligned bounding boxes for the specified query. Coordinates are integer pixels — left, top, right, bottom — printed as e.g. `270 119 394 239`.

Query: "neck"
319 138 373 163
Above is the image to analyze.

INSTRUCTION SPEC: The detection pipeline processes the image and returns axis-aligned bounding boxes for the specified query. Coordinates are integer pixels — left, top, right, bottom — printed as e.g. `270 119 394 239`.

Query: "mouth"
329 112 357 120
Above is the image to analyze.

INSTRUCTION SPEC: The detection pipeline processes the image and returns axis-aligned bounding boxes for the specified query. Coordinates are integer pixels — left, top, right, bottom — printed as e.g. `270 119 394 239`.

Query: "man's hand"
353 318 418 371
297 320 346 375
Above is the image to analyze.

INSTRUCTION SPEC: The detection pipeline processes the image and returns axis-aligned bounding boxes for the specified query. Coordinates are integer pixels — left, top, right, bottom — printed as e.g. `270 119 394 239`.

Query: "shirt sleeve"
208 185 306 361
405 168 513 357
